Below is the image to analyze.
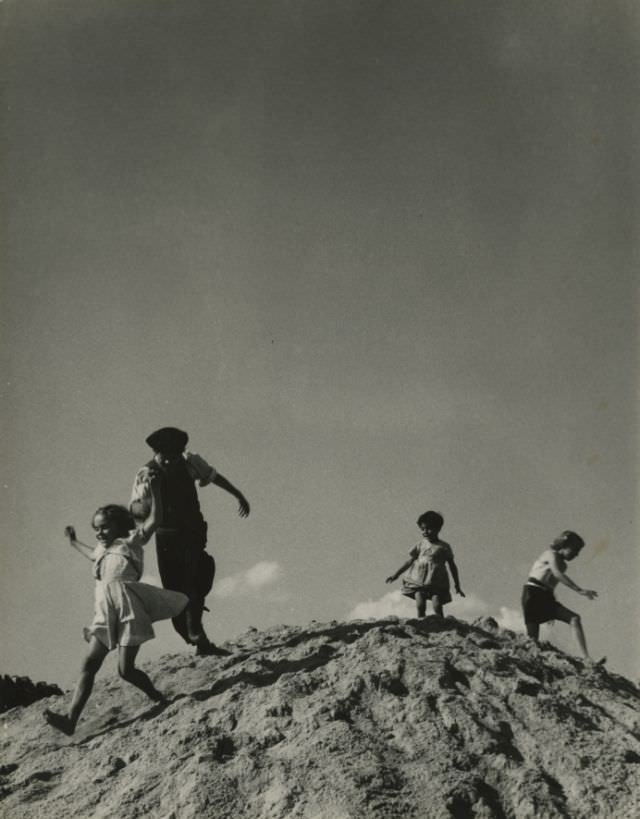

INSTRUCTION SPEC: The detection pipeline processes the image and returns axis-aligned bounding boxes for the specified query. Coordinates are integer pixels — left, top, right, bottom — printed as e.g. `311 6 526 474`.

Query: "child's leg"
45 637 108 735
69 638 109 722
431 594 444 617
554 603 590 659
156 536 191 644
525 621 540 641
118 645 165 702
415 591 427 618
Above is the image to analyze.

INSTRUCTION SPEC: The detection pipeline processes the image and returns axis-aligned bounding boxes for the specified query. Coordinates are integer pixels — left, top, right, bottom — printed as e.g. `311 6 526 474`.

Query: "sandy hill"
1 617 639 819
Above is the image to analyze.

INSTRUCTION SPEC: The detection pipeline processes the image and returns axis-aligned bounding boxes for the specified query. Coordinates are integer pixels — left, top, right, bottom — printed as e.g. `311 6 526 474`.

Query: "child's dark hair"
417 510 444 531
91 505 135 537
551 530 584 553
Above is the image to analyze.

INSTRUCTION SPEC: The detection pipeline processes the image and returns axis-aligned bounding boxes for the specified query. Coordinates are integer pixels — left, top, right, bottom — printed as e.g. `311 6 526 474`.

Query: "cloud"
495 605 525 633
347 590 523 633
214 561 283 598
245 561 282 588
347 590 414 620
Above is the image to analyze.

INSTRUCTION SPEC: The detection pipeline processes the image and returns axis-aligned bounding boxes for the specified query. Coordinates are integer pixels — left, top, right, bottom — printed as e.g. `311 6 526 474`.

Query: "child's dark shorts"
402 583 451 605
521 582 560 625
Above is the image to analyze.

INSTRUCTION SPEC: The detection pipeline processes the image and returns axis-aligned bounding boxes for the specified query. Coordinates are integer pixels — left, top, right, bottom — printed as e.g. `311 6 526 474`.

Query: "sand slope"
2 616 639 818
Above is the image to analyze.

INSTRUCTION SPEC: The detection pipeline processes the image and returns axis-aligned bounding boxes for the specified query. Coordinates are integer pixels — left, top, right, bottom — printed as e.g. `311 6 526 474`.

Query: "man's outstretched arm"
211 473 250 517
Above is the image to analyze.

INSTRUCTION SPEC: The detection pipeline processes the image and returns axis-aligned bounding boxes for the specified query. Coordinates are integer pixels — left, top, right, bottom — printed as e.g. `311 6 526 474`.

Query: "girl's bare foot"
44 709 76 736
82 627 91 643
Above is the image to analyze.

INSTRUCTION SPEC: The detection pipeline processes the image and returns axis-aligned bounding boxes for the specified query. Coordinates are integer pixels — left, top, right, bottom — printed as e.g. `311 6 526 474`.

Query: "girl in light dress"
386 510 465 617
44 478 188 735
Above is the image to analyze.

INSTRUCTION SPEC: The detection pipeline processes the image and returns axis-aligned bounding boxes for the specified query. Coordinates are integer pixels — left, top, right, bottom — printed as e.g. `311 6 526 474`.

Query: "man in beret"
131 427 250 656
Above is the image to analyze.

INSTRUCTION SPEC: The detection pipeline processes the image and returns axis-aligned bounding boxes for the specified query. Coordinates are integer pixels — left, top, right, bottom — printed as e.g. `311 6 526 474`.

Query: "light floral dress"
89 529 188 649
401 538 454 604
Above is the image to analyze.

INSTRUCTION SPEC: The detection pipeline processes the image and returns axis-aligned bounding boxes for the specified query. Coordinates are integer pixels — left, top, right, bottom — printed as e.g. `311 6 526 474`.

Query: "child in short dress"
45 479 188 735
522 530 600 662
386 510 464 617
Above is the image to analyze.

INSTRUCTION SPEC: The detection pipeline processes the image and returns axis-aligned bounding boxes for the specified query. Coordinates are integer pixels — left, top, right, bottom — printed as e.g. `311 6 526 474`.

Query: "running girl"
44 479 188 735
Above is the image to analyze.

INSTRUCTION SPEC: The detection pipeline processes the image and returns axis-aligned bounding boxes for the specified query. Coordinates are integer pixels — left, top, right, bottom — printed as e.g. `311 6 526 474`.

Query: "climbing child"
44 478 188 735
522 530 601 662
386 510 464 617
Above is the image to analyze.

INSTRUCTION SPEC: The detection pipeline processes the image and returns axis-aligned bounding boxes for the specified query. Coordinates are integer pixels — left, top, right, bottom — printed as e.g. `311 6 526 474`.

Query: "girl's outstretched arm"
64 526 94 561
386 557 415 583
548 552 598 599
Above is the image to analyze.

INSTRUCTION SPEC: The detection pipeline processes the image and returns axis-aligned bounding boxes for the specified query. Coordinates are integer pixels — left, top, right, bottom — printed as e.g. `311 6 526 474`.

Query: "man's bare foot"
44 709 75 736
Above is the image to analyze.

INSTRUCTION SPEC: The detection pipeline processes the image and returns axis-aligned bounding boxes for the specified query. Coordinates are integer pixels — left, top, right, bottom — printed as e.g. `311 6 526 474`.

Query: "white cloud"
213 576 242 598
213 561 283 598
495 605 525 633
245 561 282 588
347 590 524 633
347 589 414 620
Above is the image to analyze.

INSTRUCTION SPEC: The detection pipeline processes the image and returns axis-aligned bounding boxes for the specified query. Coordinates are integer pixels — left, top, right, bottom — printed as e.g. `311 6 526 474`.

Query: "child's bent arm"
211 473 250 518
138 480 161 540
447 557 465 595
548 552 595 596
64 527 94 561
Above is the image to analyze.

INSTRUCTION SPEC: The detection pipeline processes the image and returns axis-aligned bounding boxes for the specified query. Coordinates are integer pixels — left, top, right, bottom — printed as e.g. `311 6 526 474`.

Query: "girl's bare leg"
415 591 427 618
554 603 599 661
432 594 444 617
45 637 108 735
569 615 590 659
118 645 165 702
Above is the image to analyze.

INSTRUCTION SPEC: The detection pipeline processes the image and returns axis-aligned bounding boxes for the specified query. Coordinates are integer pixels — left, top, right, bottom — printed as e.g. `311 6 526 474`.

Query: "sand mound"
1 617 639 818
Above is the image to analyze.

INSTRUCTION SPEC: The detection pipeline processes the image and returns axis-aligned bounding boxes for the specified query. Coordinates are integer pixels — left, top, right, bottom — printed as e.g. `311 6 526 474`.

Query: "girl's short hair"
91 504 135 537
551 530 584 553
417 510 444 531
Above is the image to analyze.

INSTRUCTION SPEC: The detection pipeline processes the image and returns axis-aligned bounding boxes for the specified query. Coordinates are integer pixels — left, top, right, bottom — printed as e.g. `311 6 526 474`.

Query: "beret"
145 426 189 454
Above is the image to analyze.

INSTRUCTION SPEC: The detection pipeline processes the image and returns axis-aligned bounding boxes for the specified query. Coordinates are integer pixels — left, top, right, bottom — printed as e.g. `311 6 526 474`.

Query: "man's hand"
582 589 598 600
64 526 76 542
455 586 466 597
237 495 250 518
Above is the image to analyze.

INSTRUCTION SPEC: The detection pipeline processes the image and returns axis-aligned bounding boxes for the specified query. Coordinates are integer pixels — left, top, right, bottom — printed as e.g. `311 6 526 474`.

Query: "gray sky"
2 0 638 686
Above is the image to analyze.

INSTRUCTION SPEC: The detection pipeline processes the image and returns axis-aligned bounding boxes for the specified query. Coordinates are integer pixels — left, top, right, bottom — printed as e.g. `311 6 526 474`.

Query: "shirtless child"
522 530 602 663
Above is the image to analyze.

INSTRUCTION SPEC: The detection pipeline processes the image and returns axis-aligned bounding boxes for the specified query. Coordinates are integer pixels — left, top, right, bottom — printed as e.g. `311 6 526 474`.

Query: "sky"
2 0 638 688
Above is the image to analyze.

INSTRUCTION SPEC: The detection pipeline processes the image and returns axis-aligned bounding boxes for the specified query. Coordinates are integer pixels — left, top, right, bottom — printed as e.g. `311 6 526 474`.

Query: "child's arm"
210 472 250 518
548 552 598 599
446 556 465 597
186 452 250 518
64 526 94 561
137 478 162 540
386 557 415 584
